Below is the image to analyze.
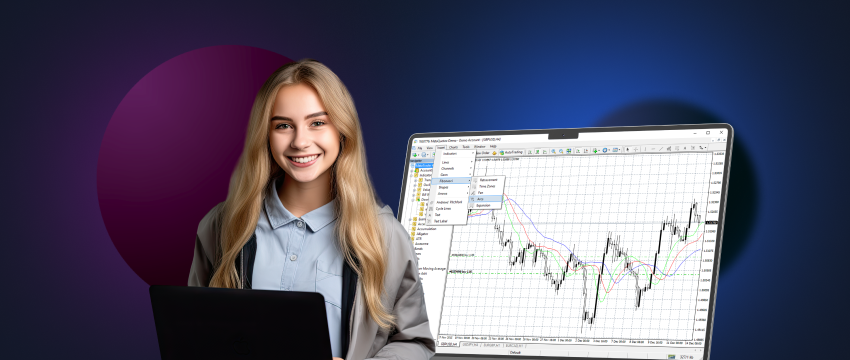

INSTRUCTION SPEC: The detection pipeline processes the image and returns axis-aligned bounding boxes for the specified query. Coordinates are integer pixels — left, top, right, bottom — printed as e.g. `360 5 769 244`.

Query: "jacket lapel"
340 259 358 357
234 233 257 289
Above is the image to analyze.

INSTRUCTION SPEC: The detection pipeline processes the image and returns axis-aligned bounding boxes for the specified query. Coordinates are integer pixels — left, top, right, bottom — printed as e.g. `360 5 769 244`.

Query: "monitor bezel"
397 123 734 360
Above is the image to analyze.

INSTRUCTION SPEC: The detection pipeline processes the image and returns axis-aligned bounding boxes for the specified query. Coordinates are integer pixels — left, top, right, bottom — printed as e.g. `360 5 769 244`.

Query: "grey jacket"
189 202 436 360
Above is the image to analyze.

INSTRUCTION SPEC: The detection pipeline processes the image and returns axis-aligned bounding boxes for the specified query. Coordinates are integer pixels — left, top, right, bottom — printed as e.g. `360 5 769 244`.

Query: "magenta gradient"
97 45 291 286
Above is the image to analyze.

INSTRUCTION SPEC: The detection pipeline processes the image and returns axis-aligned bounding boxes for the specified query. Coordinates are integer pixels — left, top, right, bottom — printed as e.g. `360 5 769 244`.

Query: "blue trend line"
613 249 701 284
468 210 493 218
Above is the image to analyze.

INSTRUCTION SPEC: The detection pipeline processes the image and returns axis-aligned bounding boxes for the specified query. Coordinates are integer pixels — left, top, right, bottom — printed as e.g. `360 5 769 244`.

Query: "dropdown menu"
427 149 476 225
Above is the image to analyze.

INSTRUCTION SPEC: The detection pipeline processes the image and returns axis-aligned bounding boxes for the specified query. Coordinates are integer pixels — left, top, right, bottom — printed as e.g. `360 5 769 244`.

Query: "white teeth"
291 155 318 163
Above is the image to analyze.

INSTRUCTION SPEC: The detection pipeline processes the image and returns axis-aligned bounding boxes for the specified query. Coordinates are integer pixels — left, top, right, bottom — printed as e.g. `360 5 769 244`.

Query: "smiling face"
268 83 341 185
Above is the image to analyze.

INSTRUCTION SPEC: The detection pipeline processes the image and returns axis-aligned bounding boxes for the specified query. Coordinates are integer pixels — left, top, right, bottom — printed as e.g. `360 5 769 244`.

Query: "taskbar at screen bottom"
435 340 704 359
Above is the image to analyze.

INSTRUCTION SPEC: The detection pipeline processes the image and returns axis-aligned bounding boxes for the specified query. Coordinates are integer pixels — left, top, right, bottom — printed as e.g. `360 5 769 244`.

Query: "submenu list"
467 176 506 210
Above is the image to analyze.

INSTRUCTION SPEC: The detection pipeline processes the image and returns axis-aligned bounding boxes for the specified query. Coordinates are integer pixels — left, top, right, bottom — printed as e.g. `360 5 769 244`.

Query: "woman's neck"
278 170 333 218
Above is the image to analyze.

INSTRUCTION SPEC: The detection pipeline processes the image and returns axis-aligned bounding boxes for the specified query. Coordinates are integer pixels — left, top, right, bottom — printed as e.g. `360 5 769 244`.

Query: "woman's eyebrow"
305 111 328 119
270 111 328 122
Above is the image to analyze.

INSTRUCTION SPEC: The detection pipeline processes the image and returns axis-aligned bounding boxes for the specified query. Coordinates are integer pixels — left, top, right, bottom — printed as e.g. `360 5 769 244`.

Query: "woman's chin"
285 172 317 184
284 167 330 185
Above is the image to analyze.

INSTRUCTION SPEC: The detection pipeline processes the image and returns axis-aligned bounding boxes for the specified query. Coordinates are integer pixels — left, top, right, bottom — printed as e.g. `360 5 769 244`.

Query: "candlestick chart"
439 153 713 340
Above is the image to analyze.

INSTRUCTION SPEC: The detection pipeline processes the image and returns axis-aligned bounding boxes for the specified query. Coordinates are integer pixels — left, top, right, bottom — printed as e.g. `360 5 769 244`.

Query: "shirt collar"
263 177 337 232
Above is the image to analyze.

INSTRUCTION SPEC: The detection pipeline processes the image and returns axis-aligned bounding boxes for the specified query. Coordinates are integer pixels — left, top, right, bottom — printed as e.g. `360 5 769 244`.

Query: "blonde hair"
208 59 394 329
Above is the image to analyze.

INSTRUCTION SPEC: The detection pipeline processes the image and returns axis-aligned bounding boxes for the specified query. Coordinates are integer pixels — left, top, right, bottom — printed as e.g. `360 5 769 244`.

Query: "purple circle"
97 45 291 286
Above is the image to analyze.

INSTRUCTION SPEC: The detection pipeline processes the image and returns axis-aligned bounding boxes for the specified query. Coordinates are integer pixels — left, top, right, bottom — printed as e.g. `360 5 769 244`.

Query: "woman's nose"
290 127 313 150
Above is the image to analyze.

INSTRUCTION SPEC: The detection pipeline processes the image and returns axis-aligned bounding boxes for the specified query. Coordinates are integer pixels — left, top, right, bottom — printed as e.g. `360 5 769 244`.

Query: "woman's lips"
287 154 320 168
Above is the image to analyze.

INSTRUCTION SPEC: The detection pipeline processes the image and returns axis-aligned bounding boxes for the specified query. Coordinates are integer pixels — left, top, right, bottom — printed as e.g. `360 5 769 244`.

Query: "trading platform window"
401 129 728 359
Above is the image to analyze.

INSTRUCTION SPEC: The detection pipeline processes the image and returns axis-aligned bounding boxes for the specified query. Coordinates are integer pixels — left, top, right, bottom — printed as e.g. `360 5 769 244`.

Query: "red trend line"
665 233 704 276
605 233 704 293
504 194 604 283
505 194 571 265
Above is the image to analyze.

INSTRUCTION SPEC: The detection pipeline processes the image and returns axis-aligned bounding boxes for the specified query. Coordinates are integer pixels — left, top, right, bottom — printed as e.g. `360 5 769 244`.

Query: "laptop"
149 285 332 360
398 124 732 360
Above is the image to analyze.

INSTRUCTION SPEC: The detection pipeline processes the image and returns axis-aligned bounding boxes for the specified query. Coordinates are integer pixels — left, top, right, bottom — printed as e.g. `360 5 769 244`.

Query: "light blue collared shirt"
253 177 344 357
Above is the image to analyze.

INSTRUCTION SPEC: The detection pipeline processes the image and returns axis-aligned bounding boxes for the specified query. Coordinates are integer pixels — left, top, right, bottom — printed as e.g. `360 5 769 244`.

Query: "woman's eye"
311 121 326 127
275 123 292 129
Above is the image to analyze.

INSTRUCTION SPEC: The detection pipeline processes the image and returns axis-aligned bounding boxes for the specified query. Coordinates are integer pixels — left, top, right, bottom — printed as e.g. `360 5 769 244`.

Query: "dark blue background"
4 1 848 359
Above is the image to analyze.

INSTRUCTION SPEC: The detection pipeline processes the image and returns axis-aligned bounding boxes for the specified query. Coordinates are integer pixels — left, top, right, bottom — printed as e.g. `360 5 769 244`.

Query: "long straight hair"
208 59 394 329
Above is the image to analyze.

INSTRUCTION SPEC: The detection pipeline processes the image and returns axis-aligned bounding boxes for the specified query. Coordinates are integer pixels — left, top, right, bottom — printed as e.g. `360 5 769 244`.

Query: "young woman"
188 59 435 360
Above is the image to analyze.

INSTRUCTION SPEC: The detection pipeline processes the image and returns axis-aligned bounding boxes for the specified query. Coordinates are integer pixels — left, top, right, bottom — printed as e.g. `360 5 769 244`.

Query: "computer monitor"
398 124 733 360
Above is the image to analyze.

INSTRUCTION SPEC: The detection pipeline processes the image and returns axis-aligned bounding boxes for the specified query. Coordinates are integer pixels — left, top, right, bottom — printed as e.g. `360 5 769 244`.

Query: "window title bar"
413 134 548 144
578 129 728 141
414 129 728 145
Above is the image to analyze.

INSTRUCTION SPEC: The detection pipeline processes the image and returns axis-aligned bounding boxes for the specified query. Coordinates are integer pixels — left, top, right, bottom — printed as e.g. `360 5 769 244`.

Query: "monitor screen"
398 125 732 360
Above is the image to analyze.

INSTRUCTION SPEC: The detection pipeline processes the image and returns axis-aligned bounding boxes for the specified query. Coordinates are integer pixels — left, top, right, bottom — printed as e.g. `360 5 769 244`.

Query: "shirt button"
296 221 303 228
290 254 297 261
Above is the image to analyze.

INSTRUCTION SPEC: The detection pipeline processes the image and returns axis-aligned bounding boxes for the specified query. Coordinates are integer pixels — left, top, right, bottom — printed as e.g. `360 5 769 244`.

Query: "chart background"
4 1 847 359
439 153 712 340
